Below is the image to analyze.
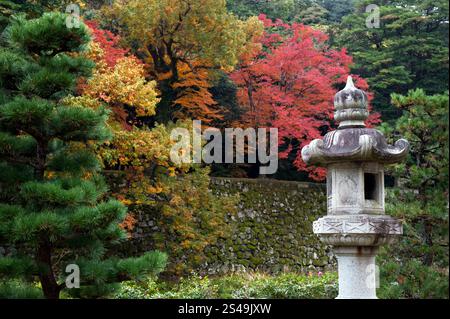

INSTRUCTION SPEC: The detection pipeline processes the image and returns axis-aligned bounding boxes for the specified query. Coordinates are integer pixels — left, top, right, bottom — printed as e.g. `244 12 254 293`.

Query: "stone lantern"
301 76 409 299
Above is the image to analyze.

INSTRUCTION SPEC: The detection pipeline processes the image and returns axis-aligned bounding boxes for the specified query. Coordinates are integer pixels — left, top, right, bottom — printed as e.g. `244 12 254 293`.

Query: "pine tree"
378 89 449 298
381 89 449 265
336 0 449 121
0 13 166 299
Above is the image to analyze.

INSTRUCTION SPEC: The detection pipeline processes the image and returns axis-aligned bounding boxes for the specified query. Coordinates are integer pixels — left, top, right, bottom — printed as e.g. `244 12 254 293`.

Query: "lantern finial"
344 75 355 89
334 76 369 128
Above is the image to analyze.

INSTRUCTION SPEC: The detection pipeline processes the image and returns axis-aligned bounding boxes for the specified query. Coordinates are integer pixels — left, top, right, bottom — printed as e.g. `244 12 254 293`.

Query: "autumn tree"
101 0 263 123
97 121 239 276
231 15 377 180
83 20 128 68
0 13 166 299
74 20 160 129
60 20 163 205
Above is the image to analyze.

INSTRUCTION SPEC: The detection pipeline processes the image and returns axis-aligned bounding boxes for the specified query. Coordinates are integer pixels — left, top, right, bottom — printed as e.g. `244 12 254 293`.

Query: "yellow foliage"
101 0 264 74
84 41 107 71
83 56 160 117
97 121 194 203
61 95 103 109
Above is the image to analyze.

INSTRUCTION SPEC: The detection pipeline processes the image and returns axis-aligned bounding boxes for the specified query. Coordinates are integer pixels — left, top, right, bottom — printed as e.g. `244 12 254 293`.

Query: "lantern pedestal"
313 214 402 299
334 246 378 299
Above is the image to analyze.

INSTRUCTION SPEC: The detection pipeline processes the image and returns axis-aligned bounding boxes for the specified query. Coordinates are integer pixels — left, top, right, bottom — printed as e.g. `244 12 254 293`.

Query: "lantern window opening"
364 172 379 201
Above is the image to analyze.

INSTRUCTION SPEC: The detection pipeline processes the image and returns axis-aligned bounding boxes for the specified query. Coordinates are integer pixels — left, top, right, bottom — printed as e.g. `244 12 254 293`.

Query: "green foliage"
317 0 354 23
0 0 102 30
226 0 353 25
377 190 449 299
0 0 22 33
228 272 338 299
378 89 449 299
0 279 43 299
0 255 37 277
5 13 91 56
0 12 166 299
336 0 449 121
380 90 448 221
227 0 328 25
114 271 338 299
386 89 449 190
378 258 448 299
67 251 167 298
209 71 242 128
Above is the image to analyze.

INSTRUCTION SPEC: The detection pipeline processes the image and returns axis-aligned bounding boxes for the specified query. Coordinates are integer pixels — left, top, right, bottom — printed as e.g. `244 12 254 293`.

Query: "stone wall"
113 175 336 274
205 178 335 273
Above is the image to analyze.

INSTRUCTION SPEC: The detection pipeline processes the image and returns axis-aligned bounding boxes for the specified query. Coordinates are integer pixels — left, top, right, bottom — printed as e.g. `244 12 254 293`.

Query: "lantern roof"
301 76 409 165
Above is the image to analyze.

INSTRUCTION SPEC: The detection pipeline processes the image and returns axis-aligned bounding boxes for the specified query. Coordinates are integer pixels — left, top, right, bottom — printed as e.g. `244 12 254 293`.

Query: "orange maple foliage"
119 213 137 237
172 61 222 123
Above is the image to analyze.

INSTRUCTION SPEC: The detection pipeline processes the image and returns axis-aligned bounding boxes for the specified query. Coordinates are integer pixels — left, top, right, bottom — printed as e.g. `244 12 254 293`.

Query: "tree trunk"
153 79 179 124
34 140 61 299
423 218 434 266
36 240 61 299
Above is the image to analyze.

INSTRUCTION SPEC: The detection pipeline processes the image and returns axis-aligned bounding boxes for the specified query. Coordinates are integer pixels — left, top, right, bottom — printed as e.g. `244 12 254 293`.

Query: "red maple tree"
84 20 128 68
231 15 379 180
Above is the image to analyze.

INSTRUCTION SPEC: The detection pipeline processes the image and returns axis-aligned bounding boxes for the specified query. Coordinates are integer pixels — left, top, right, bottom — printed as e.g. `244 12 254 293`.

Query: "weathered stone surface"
301 128 409 165
204 178 334 274
326 162 385 215
334 246 378 299
313 215 402 246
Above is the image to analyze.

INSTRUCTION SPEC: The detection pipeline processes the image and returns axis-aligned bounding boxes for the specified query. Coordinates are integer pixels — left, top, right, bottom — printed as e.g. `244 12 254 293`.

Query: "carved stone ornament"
313 215 402 246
